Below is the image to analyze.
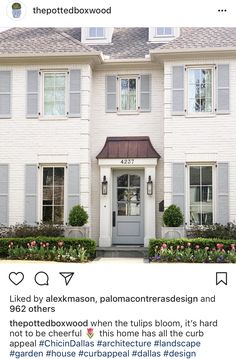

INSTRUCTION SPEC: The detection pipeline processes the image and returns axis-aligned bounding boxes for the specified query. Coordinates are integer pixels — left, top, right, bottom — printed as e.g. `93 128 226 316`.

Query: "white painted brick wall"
90 66 164 239
0 63 91 225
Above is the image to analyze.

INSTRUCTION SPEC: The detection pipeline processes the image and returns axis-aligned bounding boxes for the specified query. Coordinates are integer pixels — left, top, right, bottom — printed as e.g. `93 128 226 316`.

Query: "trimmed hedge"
0 223 64 238
0 237 96 260
148 238 236 263
188 223 236 240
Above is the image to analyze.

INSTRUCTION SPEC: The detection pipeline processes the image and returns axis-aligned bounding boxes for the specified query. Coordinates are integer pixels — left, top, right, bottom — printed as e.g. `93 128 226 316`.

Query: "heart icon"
9 272 24 285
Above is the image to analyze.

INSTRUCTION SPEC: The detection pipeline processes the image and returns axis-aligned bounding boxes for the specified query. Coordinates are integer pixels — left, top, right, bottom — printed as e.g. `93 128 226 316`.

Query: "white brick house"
0 27 234 246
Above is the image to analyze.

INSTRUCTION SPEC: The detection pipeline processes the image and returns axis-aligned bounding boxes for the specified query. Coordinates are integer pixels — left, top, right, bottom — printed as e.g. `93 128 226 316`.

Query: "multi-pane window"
43 72 66 116
155 27 173 36
88 27 105 38
187 68 213 114
189 166 213 225
120 78 137 111
42 167 65 224
117 174 141 216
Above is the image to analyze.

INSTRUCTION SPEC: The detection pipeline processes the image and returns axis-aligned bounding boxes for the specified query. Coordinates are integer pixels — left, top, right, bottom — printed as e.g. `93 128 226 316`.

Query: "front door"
112 170 144 245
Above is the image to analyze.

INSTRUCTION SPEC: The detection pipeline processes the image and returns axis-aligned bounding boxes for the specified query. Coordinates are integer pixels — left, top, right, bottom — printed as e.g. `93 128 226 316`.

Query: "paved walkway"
0 258 147 264
91 257 146 264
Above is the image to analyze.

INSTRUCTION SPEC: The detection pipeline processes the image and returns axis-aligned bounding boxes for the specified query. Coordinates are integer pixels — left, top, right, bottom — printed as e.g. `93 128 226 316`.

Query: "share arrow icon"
59 272 74 286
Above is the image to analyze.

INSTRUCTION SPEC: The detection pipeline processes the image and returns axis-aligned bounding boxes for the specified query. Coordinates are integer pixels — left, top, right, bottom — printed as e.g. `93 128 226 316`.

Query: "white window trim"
185 65 215 117
149 27 180 42
117 75 140 114
40 71 68 120
186 163 216 227
39 164 67 225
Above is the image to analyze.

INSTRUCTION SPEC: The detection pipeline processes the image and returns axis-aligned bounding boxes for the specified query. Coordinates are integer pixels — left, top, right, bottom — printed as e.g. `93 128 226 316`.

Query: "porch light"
147 176 153 195
102 175 108 195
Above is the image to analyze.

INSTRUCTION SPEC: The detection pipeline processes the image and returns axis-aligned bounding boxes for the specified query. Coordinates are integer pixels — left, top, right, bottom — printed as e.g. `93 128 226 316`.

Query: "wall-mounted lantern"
147 175 153 195
102 175 108 195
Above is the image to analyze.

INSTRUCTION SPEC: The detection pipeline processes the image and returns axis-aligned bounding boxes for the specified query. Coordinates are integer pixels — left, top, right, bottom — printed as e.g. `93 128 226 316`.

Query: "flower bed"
0 237 96 262
148 238 236 263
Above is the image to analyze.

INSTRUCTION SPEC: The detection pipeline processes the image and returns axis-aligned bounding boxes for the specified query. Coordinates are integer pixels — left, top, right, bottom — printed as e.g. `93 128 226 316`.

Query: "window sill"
39 117 68 121
117 111 140 116
185 114 216 119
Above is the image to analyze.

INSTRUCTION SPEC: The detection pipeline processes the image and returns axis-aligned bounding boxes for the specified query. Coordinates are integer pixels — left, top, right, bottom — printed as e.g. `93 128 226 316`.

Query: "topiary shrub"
163 204 184 227
68 205 88 227
12 2 21 9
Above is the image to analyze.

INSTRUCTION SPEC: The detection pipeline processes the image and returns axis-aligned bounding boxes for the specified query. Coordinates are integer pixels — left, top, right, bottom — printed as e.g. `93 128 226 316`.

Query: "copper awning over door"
96 136 160 159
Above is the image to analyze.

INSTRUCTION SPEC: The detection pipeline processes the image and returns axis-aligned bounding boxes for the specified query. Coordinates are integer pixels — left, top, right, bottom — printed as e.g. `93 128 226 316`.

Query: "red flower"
87 328 94 338
216 243 224 250
162 243 167 249
87 328 93 335
31 240 37 247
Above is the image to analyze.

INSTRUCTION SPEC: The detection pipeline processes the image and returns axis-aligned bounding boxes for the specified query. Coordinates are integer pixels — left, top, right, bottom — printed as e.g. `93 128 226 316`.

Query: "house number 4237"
120 159 134 165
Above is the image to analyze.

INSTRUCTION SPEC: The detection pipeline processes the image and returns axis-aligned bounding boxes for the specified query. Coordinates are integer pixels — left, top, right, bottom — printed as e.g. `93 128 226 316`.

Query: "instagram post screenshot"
0 0 235 358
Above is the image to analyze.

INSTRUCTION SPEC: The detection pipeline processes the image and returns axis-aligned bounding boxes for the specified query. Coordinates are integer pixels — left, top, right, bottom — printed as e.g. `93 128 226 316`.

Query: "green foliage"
12 3 21 9
188 222 236 239
148 238 236 263
163 205 184 227
68 205 88 227
0 223 64 238
0 237 96 261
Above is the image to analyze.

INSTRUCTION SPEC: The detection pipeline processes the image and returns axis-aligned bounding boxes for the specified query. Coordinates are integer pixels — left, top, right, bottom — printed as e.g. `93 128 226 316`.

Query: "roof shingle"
1 27 236 58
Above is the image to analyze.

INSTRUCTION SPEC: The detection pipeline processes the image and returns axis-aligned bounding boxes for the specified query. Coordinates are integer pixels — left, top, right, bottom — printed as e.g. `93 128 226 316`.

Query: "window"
119 77 137 112
117 174 141 216
155 27 173 36
43 72 66 117
189 166 213 225
187 68 213 114
88 27 105 38
42 166 65 224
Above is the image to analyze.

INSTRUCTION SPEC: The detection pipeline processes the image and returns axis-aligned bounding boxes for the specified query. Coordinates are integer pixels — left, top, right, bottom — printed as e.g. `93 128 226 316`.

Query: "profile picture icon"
12 2 22 18
7 1 25 20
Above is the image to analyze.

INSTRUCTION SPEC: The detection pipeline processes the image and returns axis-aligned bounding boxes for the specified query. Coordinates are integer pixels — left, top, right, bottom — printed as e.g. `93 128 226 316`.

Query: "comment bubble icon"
34 271 49 286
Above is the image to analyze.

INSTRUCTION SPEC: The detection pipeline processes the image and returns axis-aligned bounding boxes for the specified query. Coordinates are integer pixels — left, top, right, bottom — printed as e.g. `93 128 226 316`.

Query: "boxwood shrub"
148 238 236 263
187 222 236 239
0 237 96 261
0 223 64 238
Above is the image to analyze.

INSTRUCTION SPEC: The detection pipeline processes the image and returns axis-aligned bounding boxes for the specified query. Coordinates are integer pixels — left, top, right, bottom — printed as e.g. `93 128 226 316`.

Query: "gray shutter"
106 76 117 112
140 75 151 112
216 162 229 225
0 71 11 118
172 66 185 115
25 165 38 225
68 69 81 117
27 70 39 118
68 164 80 217
0 165 9 226
217 64 230 114
172 163 185 217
